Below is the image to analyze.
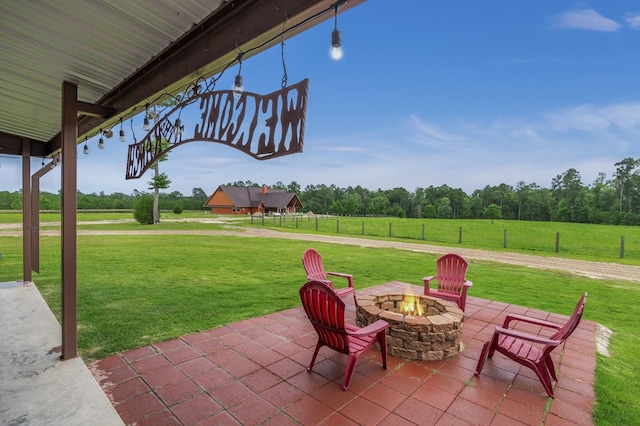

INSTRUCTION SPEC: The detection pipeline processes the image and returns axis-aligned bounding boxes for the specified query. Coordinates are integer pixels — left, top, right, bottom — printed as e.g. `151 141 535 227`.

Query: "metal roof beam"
0 132 48 157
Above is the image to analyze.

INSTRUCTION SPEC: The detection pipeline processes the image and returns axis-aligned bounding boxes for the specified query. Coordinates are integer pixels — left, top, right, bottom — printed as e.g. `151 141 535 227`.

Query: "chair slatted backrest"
437 254 468 294
549 292 588 345
302 249 329 282
300 281 349 354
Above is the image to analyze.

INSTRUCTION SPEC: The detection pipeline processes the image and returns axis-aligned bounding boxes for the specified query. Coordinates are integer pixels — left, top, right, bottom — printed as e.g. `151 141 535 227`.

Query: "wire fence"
250 214 639 262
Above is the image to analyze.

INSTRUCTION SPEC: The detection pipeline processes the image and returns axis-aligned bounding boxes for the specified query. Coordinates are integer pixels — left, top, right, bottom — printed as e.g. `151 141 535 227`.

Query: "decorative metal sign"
126 79 308 179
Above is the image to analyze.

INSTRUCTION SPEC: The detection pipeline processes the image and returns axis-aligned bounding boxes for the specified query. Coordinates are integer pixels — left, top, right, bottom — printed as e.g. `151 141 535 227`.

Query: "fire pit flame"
400 294 424 320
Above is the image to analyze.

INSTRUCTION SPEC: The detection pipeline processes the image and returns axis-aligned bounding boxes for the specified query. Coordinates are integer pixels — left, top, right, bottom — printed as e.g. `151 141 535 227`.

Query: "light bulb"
143 115 150 131
98 137 104 149
119 129 126 142
233 75 244 98
173 118 184 137
330 29 343 61
83 144 89 155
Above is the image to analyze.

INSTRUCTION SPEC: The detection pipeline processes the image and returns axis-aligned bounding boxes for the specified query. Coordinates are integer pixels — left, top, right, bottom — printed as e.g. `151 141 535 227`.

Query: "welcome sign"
126 79 308 179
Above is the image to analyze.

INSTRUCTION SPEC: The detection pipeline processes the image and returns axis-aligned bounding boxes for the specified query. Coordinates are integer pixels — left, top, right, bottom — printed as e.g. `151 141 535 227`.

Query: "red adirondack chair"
474 292 588 398
299 280 388 391
302 248 357 306
423 253 472 311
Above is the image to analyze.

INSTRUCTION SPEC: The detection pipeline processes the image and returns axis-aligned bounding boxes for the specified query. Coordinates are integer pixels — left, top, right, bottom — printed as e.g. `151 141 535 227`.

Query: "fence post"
261 214 264 225
620 235 625 258
362 220 365 235
296 217 299 229
503 229 507 248
251 215 253 224
315 217 318 231
555 232 560 253
279 215 282 226
458 227 462 244
389 222 392 237
336 219 339 234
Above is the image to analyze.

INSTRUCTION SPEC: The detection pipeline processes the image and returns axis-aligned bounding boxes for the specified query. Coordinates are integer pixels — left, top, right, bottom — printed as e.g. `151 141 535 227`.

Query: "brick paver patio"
89 282 596 425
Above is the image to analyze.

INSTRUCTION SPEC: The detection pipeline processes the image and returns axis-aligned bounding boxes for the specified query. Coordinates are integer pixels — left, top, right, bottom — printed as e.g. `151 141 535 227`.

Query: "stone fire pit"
356 292 464 361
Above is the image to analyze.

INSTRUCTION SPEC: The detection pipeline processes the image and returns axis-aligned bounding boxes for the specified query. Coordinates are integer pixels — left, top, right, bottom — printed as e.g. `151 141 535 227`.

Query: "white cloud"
408 115 467 148
317 145 367 153
624 12 640 29
549 9 621 32
397 102 640 191
543 103 640 132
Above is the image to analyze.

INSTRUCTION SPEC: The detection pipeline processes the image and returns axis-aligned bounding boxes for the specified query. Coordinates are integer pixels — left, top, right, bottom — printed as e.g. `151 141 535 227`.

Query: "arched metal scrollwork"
126 79 308 179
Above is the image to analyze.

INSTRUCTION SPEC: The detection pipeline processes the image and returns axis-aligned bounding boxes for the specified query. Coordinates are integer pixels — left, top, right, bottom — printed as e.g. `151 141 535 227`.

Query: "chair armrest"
502 313 562 330
422 276 436 284
327 271 354 289
349 319 388 337
459 280 473 303
495 327 563 347
422 276 436 295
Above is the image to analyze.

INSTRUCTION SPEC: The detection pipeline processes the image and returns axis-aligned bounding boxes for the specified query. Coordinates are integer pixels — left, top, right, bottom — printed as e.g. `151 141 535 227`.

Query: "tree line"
0 188 210 212
272 157 640 225
2 157 640 225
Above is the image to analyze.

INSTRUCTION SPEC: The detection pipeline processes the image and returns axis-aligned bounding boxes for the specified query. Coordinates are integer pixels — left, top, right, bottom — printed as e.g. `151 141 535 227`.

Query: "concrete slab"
0 281 123 425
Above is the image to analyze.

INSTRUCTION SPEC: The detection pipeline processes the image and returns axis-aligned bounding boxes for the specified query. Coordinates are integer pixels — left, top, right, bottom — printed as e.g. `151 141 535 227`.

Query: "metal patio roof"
0 0 364 158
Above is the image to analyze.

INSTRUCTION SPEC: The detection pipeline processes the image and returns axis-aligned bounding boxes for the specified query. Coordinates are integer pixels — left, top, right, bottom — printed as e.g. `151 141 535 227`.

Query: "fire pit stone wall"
356 292 464 361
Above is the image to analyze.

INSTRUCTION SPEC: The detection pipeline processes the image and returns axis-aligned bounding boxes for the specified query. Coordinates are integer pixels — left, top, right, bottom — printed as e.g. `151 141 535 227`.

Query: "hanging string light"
119 118 126 142
189 78 204 98
173 110 184 138
143 103 151 132
233 52 244 98
83 137 89 155
98 129 104 149
330 1 345 61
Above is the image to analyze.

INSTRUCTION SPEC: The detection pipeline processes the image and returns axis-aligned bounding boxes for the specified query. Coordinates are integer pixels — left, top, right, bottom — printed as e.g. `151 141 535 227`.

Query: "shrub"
133 196 154 224
172 204 183 214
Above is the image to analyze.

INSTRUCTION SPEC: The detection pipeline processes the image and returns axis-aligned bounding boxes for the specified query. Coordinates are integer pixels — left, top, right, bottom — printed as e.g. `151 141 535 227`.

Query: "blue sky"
3 0 640 196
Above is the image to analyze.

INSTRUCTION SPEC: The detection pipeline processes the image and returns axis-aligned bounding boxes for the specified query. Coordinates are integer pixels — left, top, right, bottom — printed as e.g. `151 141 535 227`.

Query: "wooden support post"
22 138 32 283
61 81 78 360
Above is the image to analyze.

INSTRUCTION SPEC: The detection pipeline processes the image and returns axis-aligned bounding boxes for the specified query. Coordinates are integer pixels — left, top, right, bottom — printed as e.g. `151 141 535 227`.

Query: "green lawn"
0 215 638 425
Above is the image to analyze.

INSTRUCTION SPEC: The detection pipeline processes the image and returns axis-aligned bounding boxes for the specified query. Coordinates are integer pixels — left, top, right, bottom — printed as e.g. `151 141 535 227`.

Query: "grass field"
0 213 638 425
